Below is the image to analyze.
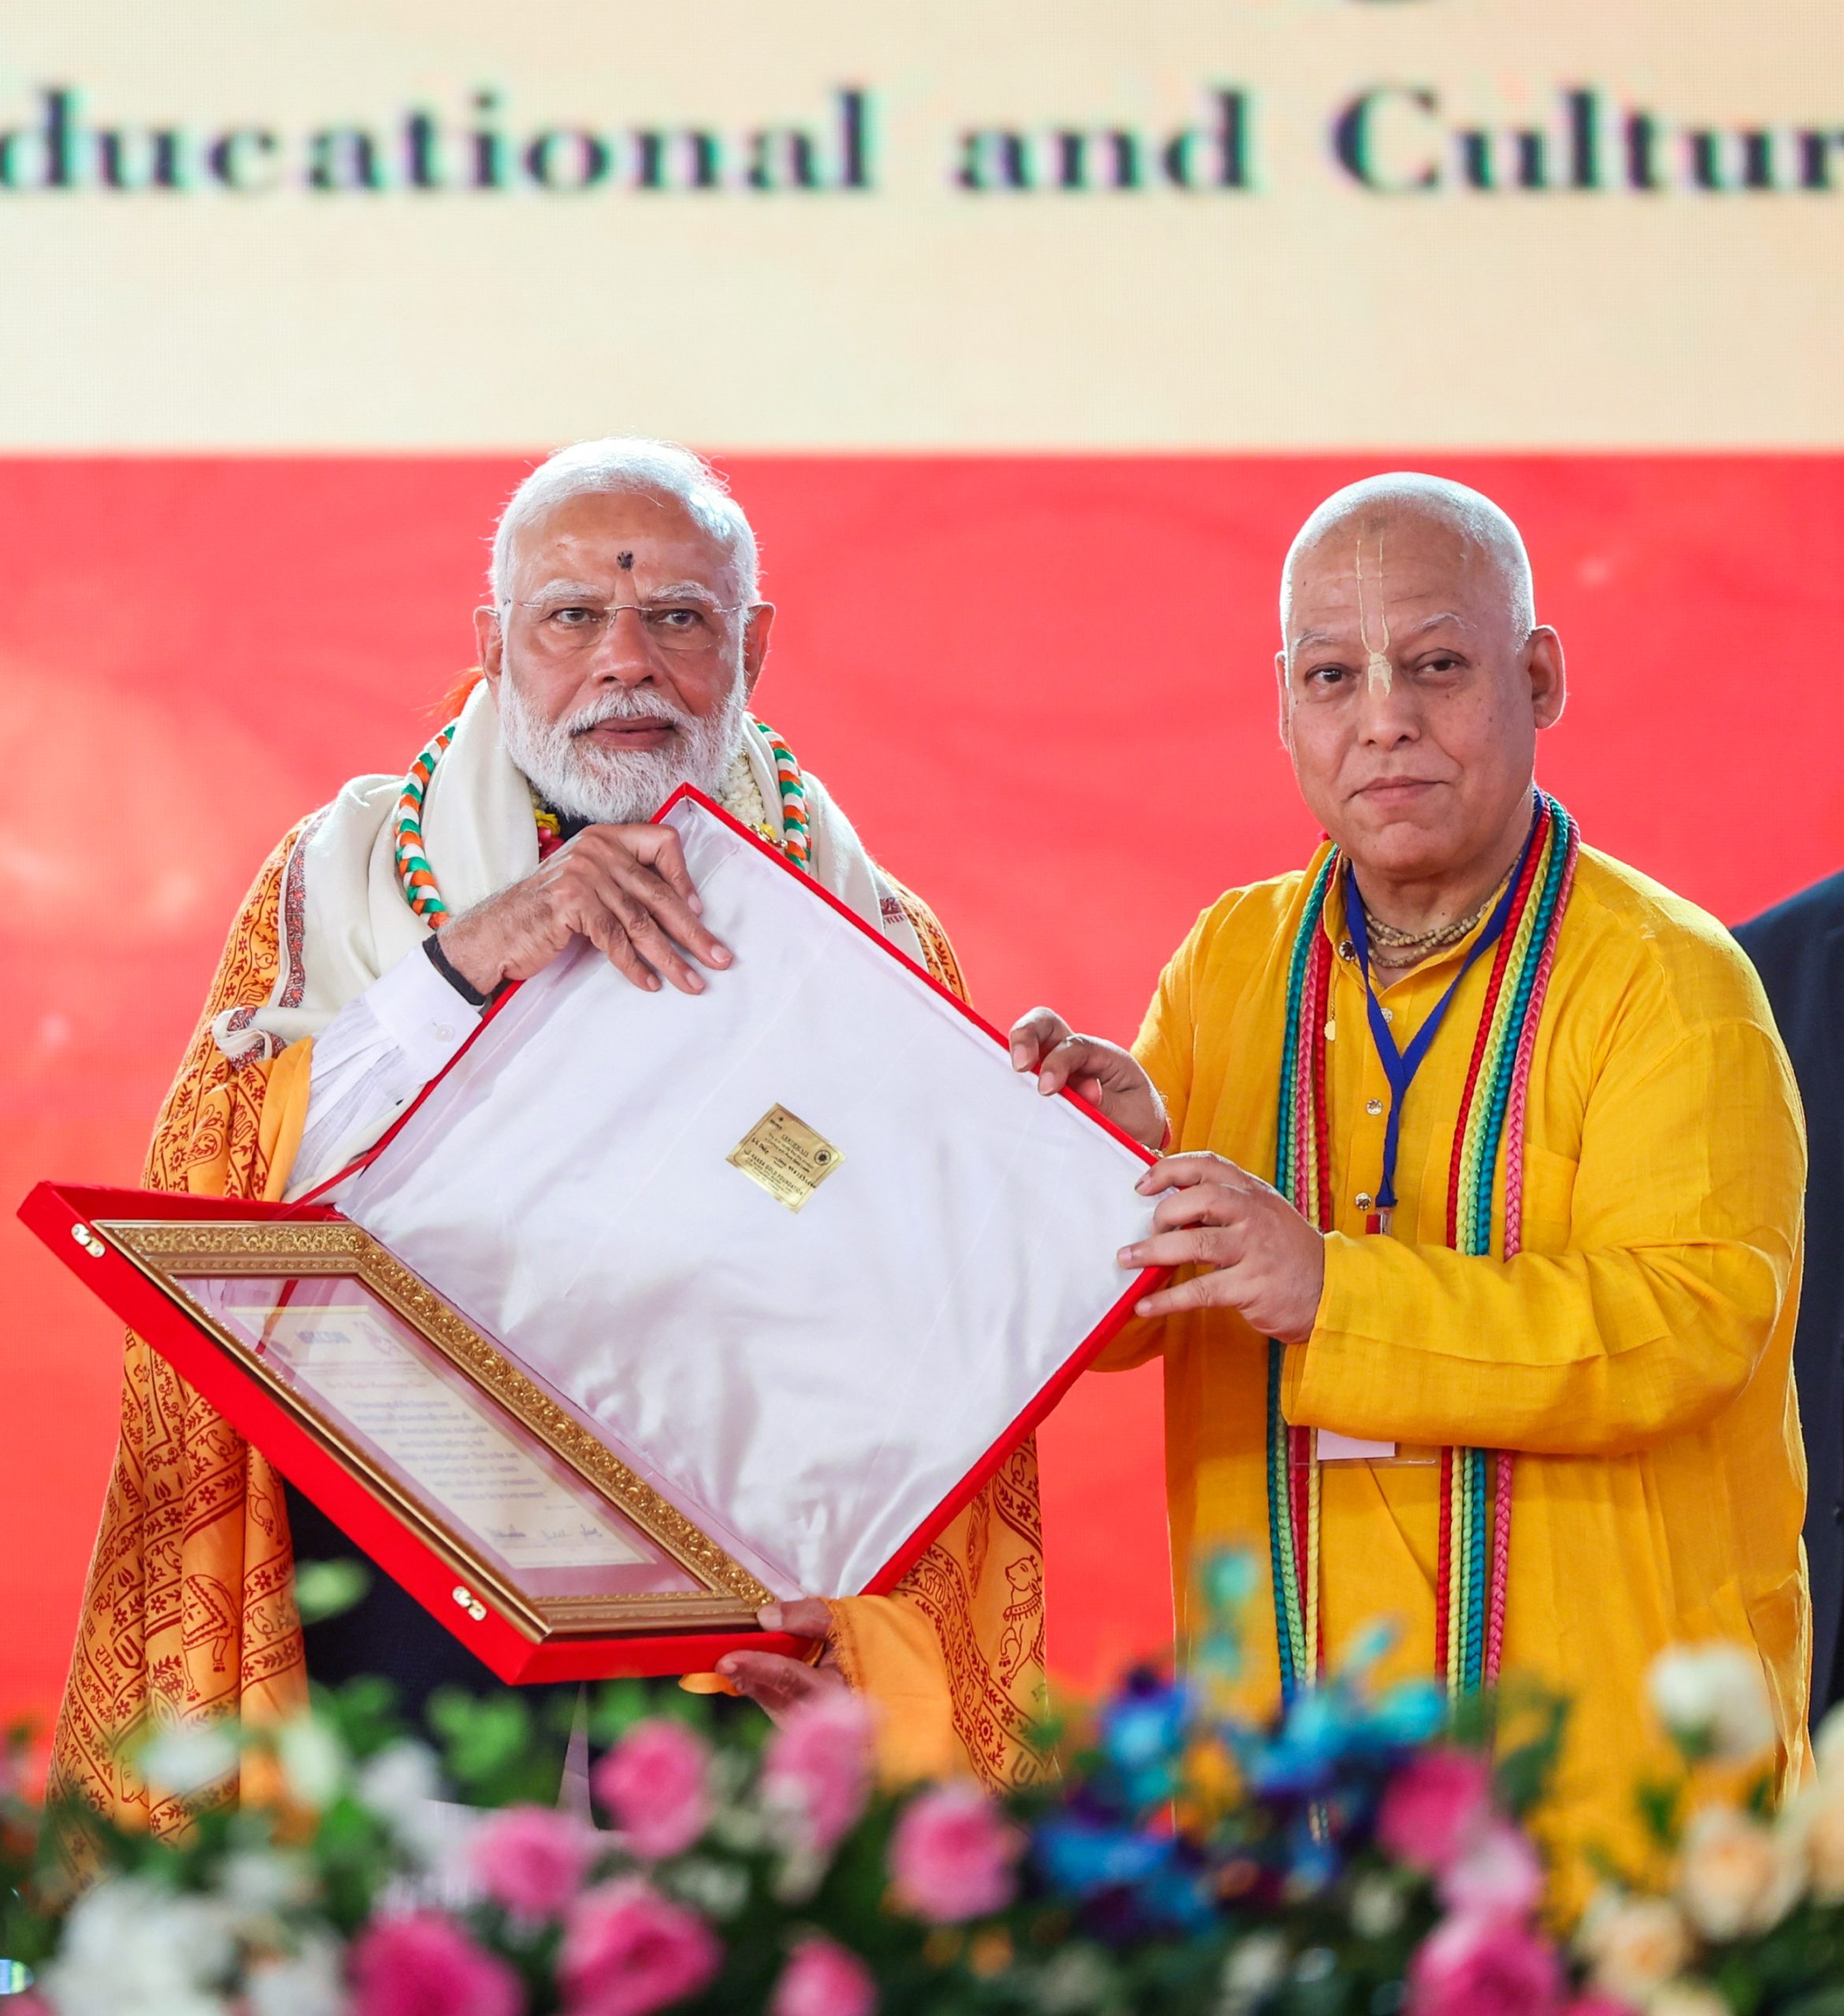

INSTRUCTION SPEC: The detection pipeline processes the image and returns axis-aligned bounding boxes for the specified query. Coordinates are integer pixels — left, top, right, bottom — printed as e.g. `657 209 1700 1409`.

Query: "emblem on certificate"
727 1105 844 1212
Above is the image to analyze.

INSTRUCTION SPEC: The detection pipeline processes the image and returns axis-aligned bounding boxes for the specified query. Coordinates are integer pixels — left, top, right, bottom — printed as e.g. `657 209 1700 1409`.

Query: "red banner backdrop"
4 452 1841 1727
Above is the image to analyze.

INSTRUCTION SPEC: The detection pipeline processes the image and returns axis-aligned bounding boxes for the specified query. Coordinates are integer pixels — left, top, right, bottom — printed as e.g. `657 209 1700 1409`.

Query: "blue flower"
1367 1678 1446 1751
1200 1551 1258 1616
1035 1818 1174 1895
1033 1821 1215 1935
1100 1675 1191 1809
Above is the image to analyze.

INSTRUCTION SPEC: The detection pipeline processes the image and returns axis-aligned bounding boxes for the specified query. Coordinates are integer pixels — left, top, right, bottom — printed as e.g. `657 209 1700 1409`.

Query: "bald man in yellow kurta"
1012 475 1809 1890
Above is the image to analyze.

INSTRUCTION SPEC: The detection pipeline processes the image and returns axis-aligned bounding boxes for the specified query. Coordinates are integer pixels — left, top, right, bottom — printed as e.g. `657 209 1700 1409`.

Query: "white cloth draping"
327 800 1159 1600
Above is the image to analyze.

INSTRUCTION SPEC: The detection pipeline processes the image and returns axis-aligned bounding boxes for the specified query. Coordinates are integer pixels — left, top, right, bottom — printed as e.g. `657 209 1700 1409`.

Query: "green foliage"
426 1684 571 1807
291 1557 373 1626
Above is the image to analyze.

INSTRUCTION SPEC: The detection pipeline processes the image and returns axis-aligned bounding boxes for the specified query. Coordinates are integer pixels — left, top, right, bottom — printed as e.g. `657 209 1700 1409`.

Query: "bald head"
1280 474 1535 647
1273 472 1565 908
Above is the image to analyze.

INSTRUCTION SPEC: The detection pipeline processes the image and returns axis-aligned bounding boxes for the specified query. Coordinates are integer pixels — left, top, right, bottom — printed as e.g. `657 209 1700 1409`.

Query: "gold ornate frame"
95 1217 772 1642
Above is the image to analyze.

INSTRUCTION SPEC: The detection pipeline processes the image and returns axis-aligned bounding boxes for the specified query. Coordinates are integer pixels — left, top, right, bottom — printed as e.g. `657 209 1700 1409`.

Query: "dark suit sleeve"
1737 872 1844 1709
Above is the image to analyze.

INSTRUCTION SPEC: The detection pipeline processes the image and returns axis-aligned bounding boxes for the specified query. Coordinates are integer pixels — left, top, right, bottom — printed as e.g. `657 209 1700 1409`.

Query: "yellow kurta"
1119 839 1810 1884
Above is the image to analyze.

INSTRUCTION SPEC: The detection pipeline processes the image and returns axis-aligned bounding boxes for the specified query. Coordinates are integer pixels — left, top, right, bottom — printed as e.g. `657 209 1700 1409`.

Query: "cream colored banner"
0 1 1837 449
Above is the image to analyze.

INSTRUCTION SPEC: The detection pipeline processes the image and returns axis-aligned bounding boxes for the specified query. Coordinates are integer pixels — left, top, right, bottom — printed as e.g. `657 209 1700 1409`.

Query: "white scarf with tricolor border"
212 680 924 1064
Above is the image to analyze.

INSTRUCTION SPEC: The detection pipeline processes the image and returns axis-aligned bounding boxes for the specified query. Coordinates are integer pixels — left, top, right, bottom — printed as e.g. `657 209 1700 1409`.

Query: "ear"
475 606 505 695
741 602 776 700
1526 626 1567 732
1274 648 1295 755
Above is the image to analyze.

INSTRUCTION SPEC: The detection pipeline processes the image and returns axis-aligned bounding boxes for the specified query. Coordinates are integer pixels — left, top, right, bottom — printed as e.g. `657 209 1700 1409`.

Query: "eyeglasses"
504 595 756 658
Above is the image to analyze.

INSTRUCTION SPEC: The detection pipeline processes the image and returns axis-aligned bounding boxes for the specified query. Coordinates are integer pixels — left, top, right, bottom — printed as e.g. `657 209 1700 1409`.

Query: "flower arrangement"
2 1557 1839 2016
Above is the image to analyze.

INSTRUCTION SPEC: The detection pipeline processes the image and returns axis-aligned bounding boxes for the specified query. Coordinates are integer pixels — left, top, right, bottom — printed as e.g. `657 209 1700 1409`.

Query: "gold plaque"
727 1105 844 1213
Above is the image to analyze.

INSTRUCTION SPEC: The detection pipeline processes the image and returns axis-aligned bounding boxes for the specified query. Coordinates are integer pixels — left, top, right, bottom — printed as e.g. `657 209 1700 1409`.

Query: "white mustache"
564 693 688 736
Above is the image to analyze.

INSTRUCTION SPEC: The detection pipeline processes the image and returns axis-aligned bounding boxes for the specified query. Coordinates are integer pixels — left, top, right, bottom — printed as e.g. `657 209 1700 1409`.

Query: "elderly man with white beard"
53 439 1047 1836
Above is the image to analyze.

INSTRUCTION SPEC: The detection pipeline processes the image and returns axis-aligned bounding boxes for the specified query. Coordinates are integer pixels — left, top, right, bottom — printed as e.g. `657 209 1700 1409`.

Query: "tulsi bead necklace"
1266 793 1580 1702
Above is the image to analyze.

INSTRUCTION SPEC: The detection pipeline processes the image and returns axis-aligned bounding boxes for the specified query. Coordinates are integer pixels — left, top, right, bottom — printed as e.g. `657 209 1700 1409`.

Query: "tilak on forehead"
1354 519 1393 696
617 550 635 570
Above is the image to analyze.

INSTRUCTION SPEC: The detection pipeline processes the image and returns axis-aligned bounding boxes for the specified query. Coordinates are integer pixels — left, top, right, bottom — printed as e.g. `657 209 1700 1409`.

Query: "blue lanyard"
1341 821 1538 1210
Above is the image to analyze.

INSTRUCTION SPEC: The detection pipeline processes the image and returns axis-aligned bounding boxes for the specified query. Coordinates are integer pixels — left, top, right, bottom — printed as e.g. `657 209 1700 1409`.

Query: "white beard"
497 667 750 826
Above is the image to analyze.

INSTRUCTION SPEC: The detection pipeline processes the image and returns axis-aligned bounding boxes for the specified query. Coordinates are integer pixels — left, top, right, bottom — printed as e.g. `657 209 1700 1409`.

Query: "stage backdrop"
2 2 1841 1732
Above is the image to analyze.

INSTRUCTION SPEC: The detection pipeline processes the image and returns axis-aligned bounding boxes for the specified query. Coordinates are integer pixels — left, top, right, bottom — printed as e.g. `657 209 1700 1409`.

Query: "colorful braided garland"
393 721 458 924
391 713 812 924
759 721 811 869
1267 795 1579 1701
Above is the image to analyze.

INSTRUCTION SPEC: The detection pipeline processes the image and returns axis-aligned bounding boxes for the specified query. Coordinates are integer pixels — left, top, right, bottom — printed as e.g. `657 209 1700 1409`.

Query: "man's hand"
715 1600 849 1725
1008 1007 1167 1151
1120 1153 1326 1345
439 824 731 996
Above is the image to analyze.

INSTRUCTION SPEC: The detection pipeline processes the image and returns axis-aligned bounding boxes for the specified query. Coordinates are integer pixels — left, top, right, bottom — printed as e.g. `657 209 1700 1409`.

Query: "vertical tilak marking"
1356 529 1393 695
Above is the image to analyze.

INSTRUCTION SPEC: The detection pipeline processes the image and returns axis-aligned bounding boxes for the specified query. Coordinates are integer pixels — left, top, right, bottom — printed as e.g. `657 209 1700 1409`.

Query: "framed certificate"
26 790 1163 1681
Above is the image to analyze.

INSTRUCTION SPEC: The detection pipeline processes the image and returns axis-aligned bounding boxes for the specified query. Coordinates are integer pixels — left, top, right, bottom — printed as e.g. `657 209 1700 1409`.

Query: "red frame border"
22 788 1165 1678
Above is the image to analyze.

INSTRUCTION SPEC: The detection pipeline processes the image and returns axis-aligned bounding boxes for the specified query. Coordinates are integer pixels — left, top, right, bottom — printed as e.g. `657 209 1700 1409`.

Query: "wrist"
1132 1092 1169 1153
1282 1237 1328 1346
433 916 505 996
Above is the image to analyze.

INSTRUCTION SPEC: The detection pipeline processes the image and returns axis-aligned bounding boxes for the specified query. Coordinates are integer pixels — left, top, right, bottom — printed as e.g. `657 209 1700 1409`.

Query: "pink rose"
468 1804 599 1918
592 1718 712 1860
351 1911 525 2016
1438 1818 1545 1922
1408 1913 1564 2016
889 1783 1022 1923
1378 1747 1495 1875
770 1936 878 2016
761 1692 875 1856
561 1876 722 2016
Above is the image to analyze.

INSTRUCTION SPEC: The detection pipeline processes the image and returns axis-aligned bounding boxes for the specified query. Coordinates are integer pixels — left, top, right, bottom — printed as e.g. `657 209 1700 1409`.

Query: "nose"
1355 664 1421 745
587 605 659 686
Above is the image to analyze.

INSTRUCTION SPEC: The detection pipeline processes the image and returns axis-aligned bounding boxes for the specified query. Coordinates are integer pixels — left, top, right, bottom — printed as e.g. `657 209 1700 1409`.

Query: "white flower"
1783 1774 1844 1903
41 1875 237 2016
1219 1932 1288 2014
1813 1701 1844 1783
1033 1946 1117 2014
215 1847 318 1933
138 1723 239 1799
663 1856 750 1921
1647 1644 1775 1761
275 1716 348 1811
354 1740 450 1864
356 1739 440 1814
1647 1984 1731 2016
1677 1803 1803 1938
1577 1890 1694 2006
1349 1872 1406 1940
244 1934 346 2016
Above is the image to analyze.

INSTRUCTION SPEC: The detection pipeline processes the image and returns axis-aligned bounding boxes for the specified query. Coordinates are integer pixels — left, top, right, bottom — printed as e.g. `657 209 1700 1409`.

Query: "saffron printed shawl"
52 706 1048 1834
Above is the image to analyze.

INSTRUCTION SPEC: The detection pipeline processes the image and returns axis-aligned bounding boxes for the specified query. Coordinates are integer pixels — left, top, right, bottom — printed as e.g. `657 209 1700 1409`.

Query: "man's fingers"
607 860 732 971
713 1651 824 1719
1132 1273 1237 1321
1118 1226 1243 1273
595 876 705 995
1148 1184 1254 1234
578 904 662 993
573 834 731 969
622 826 704 916
1009 1007 1071 1072
1137 1152 1259 1195
1036 1036 1107 1097
761 1598 833 1641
